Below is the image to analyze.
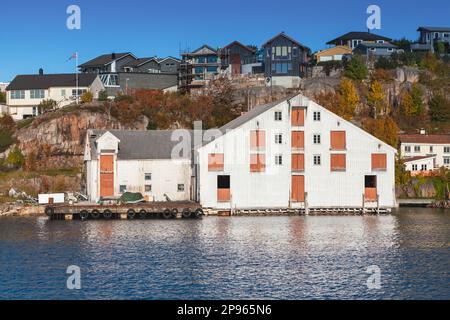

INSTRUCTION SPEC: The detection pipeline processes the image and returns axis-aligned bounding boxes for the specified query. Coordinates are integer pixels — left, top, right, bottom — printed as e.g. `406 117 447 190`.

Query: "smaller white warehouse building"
84 130 193 203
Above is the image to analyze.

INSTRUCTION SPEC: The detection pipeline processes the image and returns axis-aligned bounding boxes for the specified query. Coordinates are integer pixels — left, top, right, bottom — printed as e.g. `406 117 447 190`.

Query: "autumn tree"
363 117 399 148
399 90 416 118
410 84 424 117
367 80 387 118
337 78 359 120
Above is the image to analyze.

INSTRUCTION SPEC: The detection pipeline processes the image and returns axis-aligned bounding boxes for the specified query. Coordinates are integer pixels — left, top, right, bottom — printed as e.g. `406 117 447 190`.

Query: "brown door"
231 54 241 75
291 175 305 202
100 155 114 197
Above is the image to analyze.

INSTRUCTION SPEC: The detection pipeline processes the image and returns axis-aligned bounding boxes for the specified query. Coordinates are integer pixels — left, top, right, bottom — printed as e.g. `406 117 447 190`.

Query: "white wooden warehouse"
84 94 397 211
195 94 397 211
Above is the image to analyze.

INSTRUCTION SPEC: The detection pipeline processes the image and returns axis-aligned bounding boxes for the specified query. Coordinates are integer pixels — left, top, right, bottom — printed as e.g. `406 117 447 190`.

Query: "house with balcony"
79 53 179 96
326 31 392 50
262 32 311 88
6 70 104 120
180 45 220 89
411 27 450 53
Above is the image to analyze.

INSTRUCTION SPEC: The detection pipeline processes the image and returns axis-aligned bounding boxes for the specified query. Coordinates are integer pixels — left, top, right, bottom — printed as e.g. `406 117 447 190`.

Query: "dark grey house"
412 27 450 53
262 32 311 88
353 42 400 57
219 41 260 75
327 31 392 50
79 53 179 96
79 53 137 74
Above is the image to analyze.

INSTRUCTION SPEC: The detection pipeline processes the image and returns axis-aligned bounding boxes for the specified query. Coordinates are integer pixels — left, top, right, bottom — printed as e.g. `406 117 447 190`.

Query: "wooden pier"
45 201 203 221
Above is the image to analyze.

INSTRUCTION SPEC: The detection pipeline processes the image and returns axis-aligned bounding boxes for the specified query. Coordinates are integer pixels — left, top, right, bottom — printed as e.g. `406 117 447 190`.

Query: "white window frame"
313 134 321 145
275 134 283 145
313 155 322 166
274 111 282 121
275 155 283 166
313 111 321 121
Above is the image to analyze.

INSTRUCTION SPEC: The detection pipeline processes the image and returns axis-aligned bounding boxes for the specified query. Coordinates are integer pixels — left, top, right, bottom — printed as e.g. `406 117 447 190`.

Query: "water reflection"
0 208 448 300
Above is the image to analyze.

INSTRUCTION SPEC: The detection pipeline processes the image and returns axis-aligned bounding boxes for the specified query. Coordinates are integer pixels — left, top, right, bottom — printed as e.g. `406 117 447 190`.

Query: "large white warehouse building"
84 94 397 211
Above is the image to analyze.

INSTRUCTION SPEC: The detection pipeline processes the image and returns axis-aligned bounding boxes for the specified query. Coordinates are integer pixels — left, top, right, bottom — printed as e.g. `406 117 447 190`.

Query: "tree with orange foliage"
337 78 360 120
363 117 399 147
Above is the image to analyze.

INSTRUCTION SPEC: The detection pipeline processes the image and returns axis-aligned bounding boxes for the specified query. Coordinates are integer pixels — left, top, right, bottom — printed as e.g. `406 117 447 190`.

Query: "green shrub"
375 56 398 70
6 146 25 168
38 99 57 113
80 91 93 103
98 90 108 101
0 129 14 153
114 94 134 104
344 55 368 81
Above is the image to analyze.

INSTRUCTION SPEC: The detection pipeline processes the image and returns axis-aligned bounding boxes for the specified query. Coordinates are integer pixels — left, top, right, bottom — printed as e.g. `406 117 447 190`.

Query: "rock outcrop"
4 108 147 168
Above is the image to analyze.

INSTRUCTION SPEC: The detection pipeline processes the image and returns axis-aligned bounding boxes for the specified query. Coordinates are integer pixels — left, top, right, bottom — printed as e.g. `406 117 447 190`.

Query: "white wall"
401 142 450 168
268 76 301 89
197 95 397 210
404 157 435 174
86 158 192 202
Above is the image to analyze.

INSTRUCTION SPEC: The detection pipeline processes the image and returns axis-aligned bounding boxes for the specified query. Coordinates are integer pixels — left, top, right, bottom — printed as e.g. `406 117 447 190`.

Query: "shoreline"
0 202 448 218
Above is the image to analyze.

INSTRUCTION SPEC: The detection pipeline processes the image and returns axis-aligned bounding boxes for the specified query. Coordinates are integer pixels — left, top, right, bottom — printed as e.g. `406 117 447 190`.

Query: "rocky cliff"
4 107 147 168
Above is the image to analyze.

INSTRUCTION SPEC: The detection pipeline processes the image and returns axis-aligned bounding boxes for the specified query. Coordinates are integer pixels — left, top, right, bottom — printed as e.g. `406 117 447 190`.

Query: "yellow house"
314 46 352 63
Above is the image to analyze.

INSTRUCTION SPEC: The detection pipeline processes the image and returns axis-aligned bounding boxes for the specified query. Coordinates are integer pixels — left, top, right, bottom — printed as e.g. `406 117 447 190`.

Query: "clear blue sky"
0 0 449 82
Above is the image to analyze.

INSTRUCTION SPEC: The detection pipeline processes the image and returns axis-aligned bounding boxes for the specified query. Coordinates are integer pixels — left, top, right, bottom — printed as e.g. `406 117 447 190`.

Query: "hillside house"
263 33 311 88
6 71 104 120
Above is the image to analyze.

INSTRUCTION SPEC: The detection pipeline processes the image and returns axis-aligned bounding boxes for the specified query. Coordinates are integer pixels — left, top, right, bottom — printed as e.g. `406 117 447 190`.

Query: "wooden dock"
45 201 203 220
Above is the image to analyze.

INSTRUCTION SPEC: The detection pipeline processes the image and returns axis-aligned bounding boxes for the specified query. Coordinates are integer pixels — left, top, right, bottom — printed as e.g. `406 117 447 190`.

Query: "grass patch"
0 167 81 180
16 118 34 129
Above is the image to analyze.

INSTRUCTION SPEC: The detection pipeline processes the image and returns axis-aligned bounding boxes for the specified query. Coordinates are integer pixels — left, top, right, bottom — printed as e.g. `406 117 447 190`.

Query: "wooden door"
291 175 305 202
100 155 114 197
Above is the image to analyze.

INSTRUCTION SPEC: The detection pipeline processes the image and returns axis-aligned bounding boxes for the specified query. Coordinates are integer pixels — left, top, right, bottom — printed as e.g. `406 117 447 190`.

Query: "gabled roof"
6 73 99 90
403 155 436 163
262 32 311 51
222 41 257 53
89 130 196 160
400 134 450 144
315 45 353 56
183 45 217 56
417 26 450 33
157 56 181 63
124 57 158 68
79 52 135 67
327 32 392 45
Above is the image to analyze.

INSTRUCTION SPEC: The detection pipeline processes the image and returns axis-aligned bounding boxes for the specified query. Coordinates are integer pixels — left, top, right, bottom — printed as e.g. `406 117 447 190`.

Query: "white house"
6 71 104 120
195 94 397 210
400 133 450 169
403 156 436 176
84 130 193 203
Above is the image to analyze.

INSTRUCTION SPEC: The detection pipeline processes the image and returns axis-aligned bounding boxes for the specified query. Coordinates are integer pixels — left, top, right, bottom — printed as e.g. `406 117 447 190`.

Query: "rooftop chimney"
39 68 44 76
112 52 116 59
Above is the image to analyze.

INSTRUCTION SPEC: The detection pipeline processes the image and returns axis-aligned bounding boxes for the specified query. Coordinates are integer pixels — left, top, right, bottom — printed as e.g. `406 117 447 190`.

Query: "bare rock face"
300 77 340 98
396 67 420 83
8 110 147 168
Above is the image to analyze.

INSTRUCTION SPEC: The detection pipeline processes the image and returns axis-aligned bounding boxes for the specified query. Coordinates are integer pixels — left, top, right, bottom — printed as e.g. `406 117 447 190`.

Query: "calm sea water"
0 208 448 300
